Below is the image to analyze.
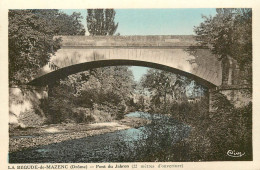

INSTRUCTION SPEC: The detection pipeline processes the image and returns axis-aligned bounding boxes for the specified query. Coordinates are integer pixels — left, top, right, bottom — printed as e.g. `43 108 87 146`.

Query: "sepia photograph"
7 8 253 163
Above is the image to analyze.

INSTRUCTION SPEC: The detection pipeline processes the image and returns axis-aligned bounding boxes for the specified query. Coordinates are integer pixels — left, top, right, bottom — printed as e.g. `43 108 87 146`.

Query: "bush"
170 92 252 161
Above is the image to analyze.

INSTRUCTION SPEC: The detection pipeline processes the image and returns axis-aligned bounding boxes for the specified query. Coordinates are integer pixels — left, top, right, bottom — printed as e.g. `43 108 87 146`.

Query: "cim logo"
227 150 245 157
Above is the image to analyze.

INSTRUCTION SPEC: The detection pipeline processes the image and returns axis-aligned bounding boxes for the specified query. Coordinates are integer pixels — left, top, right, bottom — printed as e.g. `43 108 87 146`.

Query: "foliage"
30 10 86 36
46 82 77 123
77 66 135 120
205 93 252 160
171 92 252 161
87 9 118 35
174 9 253 160
47 66 136 123
137 67 251 161
9 10 60 85
194 8 252 84
139 68 206 113
9 9 85 85
132 92 251 161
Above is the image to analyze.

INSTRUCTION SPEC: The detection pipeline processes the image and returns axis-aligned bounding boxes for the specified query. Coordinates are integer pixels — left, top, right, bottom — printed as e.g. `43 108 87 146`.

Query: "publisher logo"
227 150 245 157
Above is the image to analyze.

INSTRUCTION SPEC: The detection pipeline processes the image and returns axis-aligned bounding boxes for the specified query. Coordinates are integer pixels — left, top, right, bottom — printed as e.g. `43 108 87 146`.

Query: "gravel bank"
9 117 150 153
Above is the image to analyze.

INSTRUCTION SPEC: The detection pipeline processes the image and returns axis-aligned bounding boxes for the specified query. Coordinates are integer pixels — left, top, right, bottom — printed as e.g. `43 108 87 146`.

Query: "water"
11 135 34 139
9 112 191 163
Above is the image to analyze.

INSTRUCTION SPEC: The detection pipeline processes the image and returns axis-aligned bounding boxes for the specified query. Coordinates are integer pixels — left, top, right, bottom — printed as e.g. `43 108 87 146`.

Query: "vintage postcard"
1 0 260 170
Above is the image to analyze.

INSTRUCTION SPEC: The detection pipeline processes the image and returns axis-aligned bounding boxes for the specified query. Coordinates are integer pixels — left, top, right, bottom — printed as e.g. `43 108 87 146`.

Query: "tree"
76 66 135 107
31 10 86 36
9 10 85 85
47 66 136 123
86 9 118 35
140 68 208 114
141 69 189 101
140 69 191 112
194 8 252 84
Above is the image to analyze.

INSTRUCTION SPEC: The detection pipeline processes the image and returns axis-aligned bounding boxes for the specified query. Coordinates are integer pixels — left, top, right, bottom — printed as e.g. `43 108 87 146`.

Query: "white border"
1 0 259 169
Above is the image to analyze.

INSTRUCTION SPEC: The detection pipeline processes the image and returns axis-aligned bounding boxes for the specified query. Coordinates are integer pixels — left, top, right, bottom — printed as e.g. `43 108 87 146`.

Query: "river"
9 112 191 163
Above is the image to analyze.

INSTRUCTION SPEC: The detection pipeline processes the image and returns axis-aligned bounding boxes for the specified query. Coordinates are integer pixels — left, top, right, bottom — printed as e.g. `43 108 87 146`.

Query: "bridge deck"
29 35 222 87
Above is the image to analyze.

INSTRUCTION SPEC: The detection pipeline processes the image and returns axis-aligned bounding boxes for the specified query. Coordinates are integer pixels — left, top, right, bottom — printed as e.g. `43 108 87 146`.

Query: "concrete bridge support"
209 54 252 112
9 85 48 127
209 85 252 112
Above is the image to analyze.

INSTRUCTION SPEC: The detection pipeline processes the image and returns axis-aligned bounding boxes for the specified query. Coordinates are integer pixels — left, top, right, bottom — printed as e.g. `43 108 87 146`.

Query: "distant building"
187 97 201 104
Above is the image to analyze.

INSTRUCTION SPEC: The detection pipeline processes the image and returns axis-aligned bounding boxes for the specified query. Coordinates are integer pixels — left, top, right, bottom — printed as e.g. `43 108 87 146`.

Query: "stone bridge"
9 35 251 127
28 35 222 88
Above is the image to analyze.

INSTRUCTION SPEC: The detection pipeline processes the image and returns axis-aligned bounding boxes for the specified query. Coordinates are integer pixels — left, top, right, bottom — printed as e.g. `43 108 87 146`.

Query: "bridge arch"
28 36 222 87
28 59 216 88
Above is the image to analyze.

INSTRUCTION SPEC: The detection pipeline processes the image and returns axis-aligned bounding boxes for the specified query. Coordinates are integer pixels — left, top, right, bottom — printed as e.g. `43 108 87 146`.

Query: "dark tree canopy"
31 10 86 36
47 66 136 123
194 8 252 83
138 68 207 115
140 69 206 106
9 9 85 85
86 9 118 35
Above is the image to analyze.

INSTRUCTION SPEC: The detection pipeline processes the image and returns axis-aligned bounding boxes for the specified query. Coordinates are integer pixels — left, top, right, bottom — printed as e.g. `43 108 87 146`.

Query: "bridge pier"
9 85 48 127
209 85 252 112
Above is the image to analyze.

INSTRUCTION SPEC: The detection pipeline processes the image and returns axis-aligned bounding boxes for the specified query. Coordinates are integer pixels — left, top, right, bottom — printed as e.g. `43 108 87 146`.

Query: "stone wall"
209 85 252 112
221 57 249 86
9 86 48 127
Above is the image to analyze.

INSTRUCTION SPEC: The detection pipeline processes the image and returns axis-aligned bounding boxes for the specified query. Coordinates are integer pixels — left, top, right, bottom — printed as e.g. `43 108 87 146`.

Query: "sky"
62 9 217 81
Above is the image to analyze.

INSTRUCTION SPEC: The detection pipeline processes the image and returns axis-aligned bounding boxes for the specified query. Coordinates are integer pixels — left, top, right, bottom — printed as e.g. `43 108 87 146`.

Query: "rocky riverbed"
9 116 151 153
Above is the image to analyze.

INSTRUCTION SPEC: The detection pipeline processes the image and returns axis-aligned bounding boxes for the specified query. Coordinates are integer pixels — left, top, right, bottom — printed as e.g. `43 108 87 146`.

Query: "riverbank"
9 116 151 153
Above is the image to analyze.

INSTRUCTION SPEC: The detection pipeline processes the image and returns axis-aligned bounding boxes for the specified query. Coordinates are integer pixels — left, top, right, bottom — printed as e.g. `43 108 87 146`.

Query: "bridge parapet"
58 35 198 48
30 35 222 87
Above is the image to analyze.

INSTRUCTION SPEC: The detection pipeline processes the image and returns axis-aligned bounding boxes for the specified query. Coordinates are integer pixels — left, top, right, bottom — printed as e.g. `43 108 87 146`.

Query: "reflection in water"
9 112 190 163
